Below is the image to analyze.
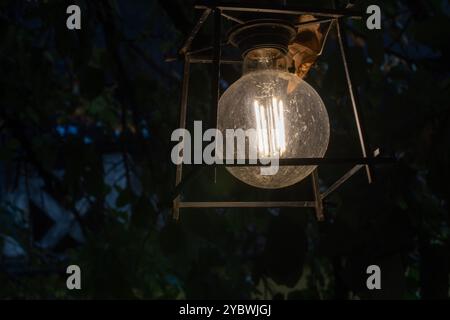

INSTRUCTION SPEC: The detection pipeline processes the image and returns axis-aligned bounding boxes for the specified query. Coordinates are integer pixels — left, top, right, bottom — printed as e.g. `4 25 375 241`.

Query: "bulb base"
228 20 297 58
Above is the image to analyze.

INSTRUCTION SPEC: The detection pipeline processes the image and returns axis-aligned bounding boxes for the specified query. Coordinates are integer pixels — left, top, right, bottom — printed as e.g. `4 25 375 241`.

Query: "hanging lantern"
169 2 394 220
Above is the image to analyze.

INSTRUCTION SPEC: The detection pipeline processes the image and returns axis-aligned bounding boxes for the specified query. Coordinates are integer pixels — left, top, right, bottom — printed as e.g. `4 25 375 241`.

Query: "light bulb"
217 48 330 189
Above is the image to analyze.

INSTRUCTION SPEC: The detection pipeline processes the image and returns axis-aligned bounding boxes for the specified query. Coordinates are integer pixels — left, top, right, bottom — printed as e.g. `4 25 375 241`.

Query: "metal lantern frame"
171 2 393 221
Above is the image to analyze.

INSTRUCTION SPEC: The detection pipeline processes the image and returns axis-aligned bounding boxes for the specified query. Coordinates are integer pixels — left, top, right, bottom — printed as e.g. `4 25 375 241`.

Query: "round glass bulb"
217 49 330 189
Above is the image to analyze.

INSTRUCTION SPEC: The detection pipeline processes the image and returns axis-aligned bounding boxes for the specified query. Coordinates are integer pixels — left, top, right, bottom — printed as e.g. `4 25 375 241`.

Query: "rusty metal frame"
171 2 392 221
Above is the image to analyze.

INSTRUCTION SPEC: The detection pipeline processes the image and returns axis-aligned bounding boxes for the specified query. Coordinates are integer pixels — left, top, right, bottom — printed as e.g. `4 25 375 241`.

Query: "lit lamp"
218 20 330 188
171 3 392 221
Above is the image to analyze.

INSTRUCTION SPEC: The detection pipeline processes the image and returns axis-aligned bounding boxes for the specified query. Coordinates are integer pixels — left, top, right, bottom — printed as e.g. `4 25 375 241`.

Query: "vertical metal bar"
318 19 335 56
210 8 222 130
173 56 191 220
179 9 212 55
210 8 222 182
336 19 373 184
312 169 324 221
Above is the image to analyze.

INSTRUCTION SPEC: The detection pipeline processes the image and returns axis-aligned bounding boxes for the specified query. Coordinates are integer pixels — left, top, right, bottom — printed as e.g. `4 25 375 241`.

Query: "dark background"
0 0 449 299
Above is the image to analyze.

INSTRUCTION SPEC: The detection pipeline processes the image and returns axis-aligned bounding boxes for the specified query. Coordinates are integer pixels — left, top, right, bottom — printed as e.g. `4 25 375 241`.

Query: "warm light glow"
217 46 330 189
253 97 286 158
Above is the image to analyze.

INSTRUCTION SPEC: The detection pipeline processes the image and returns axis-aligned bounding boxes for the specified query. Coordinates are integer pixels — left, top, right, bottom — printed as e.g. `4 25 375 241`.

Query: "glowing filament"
254 97 286 158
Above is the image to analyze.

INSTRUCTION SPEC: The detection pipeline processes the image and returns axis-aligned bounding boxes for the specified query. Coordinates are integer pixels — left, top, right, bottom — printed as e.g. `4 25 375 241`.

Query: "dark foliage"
0 0 449 299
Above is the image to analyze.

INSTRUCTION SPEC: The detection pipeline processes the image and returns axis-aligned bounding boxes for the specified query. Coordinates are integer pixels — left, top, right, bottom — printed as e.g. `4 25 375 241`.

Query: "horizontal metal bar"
195 2 363 19
178 201 315 208
183 157 395 167
171 157 393 201
165 55 242 64
321 164 364 200
185 42 229 56
188 56 242 64
221 12 244 24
